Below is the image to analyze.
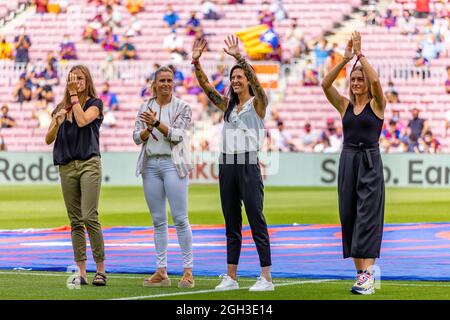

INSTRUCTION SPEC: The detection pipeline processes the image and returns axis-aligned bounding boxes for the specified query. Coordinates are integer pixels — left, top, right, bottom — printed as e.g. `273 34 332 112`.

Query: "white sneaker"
351 271 375 295
215 274 239 291
249 276 275 292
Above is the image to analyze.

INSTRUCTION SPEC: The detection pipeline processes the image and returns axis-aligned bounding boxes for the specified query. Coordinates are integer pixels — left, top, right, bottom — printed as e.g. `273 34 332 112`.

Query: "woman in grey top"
192 35 274 292
133 66 194 289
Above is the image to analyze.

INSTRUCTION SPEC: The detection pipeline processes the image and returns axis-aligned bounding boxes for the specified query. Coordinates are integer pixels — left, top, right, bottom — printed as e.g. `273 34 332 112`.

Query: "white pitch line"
0 271 293 283
111 279 335 300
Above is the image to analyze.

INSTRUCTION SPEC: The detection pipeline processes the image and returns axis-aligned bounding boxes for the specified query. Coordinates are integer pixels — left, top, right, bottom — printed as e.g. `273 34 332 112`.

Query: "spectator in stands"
183 68 209 115
120 35 137 60
126 0 144 14
270 0 288 21
414 48 429 67
445 110 450 137
99 79 119 125
0 34 13 60
59 34 77 60
0 135 5 151
83 13 102 43
385 80 399 103
101 53 118 81
0 105 16 128
313 39 329 76
35 0 49 14
149 63 161 82
101 26 120 52
14 25 31 64
47 50 58 69
211 65 226 95
185 11 202 36
12 75 32 103
163 4 181 29
302 59 319 86
33 103 53 129
419 34 441 60
103 4 121 28
140 77 153 99
445 66 450 94
408 107 428 139
125 12 142 37
258 1 275 28
202 0 221 20
299 122 319 152
380 120 402 153
32 61 59 90
284 18 307 62
415 0 430 19
421 130 440 153
168 64 185 92
163 29 187 63
99 82 119 112
325 46 346 91
398 10 418 37
363 6 382 26
406 133 420 153
383 9 397 29
271 120 298 152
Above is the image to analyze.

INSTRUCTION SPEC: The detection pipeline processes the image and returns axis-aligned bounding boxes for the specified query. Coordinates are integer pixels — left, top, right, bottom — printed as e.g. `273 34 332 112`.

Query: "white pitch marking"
111 279 335 300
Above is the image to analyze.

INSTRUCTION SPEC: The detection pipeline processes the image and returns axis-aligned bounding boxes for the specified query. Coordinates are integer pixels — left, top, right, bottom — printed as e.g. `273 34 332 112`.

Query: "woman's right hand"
344 38 354 62
192 38 207 61
54 109 67 126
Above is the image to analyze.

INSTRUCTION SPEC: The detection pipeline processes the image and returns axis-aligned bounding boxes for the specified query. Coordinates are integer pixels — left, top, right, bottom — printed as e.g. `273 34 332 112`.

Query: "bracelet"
356 53 365 60
153 120 160 128
191 59 199 65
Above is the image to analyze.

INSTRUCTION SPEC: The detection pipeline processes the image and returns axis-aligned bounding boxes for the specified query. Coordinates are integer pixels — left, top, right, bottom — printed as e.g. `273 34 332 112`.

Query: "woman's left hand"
67 72 78 94
352 31 362 55
223 35 242 60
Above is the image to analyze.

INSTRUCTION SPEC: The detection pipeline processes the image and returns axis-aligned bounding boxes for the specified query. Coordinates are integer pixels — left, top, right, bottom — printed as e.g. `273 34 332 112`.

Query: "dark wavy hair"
224 64 255 122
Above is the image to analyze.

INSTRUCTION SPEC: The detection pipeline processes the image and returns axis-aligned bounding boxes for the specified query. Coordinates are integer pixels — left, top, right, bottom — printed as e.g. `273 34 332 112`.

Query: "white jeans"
142 156 193 268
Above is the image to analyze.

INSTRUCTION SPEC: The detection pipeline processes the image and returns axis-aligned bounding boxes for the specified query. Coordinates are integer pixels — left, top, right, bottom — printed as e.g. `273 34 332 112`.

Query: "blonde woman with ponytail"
133 66 195 289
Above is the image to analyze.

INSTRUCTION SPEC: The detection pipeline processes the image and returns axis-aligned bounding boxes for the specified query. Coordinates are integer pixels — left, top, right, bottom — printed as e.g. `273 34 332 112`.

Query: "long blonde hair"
52 65 98 115
348 65 373 106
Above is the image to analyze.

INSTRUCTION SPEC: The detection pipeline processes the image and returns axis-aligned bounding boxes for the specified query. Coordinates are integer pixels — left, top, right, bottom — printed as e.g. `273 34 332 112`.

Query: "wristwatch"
153 120 160 128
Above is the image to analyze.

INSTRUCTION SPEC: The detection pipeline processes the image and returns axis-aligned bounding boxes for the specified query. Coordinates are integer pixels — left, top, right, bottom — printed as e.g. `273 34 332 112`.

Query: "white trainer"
249 276 275 292
215 274 239 291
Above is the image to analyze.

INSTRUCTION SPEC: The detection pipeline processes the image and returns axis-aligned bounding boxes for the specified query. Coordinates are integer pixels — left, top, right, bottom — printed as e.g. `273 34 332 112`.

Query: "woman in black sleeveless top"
321 32 385 295
45 65 107 286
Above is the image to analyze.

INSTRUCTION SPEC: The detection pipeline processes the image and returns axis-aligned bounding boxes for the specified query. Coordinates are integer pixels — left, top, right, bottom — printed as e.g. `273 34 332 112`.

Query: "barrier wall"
1 152 450 187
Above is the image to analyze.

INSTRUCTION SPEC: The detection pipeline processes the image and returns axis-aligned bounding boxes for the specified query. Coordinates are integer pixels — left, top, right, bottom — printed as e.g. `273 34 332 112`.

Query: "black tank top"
342 102 383 145
53 97 103 165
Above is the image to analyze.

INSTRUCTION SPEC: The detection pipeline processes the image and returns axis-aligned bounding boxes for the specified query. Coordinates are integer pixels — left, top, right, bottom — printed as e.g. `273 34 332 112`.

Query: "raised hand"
67 72 78 94
352 31 362 55
344 38 354 62
192 38 207 61
223 35 242 60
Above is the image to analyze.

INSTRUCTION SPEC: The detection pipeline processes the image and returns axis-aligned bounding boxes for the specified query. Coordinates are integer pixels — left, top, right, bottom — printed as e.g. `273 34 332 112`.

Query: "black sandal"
79 276 88 285
92 272 107 286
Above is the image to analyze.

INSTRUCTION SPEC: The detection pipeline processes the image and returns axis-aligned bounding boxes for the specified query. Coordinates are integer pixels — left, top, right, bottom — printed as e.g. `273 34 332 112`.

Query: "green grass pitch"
0 185 449 300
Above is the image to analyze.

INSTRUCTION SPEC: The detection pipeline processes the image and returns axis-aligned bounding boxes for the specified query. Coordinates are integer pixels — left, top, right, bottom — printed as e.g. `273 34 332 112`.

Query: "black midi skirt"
337 143 385 259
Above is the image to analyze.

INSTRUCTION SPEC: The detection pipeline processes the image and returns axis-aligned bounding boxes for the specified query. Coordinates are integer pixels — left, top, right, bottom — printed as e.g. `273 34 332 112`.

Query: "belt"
343 143 379 169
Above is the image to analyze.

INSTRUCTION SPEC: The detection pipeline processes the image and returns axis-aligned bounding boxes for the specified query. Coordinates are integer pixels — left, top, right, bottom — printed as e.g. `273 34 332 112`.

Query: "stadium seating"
0 0 448 152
